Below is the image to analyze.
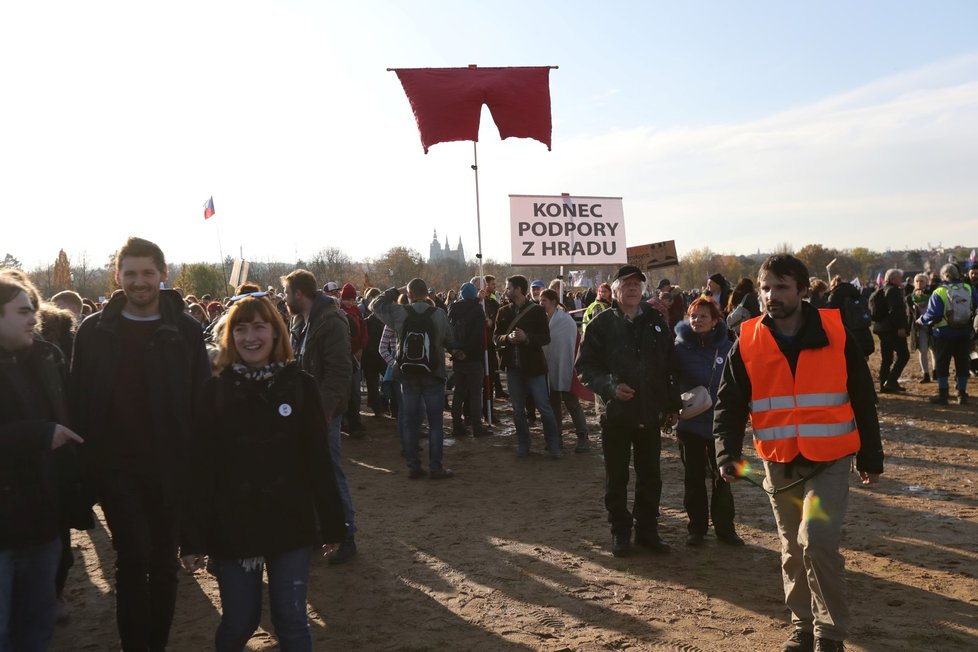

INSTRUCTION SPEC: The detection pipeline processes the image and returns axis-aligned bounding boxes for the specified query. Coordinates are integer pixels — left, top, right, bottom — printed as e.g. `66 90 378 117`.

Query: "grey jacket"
370 288 455 380
289 293 352 419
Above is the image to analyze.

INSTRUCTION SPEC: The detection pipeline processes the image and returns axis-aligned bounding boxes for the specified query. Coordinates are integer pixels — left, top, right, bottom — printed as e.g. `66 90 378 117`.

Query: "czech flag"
203 196 215 220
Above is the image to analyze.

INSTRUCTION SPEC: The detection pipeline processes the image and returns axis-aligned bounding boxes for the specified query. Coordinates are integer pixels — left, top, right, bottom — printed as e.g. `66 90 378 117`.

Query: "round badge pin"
716 356 725 365
278 403 293 417
655 325 662 332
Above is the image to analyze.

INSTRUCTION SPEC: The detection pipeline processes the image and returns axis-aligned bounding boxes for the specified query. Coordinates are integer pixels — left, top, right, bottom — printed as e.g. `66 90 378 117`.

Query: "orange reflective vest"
739 309 860 463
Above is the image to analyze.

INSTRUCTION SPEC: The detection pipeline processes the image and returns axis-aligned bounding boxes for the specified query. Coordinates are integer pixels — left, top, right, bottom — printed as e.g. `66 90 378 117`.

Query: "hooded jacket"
69 289 210 500
289 292 352 419
826 281 875 356
674 319 732 440
576 302 681 427
447 298 487 360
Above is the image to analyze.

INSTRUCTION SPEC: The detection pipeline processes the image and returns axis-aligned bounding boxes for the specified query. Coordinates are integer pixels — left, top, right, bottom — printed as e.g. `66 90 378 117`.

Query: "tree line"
3 243 973 300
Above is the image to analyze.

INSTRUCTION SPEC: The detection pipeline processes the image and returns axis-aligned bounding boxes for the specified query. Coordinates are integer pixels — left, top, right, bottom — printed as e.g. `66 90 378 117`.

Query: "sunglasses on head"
229 291 270 303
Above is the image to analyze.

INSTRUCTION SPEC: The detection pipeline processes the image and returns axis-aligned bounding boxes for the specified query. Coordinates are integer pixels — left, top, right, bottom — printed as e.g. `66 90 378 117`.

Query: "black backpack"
397 306 437 374
869 287 889 322
841 296 872 331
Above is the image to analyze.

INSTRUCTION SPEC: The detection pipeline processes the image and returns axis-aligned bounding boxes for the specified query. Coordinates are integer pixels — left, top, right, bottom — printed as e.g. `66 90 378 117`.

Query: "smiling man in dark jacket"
576 265 681 557
69 237 210 652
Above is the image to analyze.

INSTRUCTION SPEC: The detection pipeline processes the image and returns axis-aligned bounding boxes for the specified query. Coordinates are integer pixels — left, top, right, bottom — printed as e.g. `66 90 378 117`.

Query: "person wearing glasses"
180 295 346 651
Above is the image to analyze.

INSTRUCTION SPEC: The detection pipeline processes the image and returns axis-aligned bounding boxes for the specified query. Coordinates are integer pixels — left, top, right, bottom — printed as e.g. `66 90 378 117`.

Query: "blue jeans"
0 537 61 652
400 375 446 471
213 547 313 652
506 369 561 454
327 415 356 535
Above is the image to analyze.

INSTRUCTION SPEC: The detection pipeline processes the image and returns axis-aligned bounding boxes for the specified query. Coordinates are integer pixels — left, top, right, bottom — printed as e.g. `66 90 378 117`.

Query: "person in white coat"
540 289 590 452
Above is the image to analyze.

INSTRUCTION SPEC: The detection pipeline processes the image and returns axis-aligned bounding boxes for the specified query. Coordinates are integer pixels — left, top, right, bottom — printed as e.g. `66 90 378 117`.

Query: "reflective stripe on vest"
753 419 858 441
751 392 850 413
739 309 861 463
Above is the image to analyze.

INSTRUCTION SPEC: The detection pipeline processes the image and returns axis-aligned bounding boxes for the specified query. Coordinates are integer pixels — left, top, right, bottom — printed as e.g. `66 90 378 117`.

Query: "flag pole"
472 141 492 426
215 222 228 295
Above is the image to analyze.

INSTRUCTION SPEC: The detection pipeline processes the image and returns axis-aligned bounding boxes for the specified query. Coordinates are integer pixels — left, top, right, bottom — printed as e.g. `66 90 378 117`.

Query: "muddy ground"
52 358 978 651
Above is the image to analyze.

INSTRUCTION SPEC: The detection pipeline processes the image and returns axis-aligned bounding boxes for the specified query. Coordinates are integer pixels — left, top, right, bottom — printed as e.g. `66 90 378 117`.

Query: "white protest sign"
509 194 627 265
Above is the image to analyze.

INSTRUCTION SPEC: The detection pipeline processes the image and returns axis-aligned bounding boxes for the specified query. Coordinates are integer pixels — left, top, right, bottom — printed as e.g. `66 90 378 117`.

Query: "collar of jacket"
758 302 829 351
95 288 185 333
609 300 654 322
675 319 729 347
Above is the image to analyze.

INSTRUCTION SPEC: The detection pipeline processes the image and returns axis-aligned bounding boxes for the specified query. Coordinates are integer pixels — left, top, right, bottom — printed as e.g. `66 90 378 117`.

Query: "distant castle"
428 229 466 265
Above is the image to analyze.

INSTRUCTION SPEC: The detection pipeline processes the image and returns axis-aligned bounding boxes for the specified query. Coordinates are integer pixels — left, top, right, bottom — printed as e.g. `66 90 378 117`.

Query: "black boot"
929 388 949 405
611 530 631 557
921 372 931 383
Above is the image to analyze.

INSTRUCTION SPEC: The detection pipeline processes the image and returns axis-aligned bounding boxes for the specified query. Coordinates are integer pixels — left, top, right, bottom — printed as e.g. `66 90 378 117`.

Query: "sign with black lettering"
626 240 678 271
509 194 627 265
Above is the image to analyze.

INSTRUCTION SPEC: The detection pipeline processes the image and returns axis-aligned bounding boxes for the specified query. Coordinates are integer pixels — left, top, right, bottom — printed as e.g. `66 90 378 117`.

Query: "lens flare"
733 460 755 477
791 493 831 523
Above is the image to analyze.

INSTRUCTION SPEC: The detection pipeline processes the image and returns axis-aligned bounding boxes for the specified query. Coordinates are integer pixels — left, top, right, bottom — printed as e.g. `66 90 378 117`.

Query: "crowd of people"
2 236 977 651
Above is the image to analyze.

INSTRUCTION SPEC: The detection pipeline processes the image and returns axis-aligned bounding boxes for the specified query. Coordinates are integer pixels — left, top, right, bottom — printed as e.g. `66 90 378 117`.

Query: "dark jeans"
878 330 910 385
601 422 662 535
0 536 61 651
213 547 313 652
98 472 179 652
506 369 560 454
549 390 589 435
932 334 972 391
677 431 735 536
451 359 485 433
401 375 447 471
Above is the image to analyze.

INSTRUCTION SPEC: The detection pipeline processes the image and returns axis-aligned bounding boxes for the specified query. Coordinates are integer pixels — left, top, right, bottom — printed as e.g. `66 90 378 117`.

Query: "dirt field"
52 360 978 651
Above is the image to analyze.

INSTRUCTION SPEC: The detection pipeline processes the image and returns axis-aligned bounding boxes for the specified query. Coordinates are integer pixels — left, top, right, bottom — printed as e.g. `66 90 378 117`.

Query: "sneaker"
328 536 357 566
958 392 969 405
516 447 530 458
408 467 427 480
634 531 671 554
814 638 845 652
782 628 815 652
880 382 903 394
429 467 455 480
929 393 949 405
611 531 631 557
921 372 931 383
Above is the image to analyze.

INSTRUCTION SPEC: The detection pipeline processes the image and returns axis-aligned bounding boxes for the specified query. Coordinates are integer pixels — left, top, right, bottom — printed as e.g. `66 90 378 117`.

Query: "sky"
2 0 977 271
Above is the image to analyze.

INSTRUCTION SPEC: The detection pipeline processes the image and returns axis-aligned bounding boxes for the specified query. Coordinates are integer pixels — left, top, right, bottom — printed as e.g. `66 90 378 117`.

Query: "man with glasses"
577 265 681 558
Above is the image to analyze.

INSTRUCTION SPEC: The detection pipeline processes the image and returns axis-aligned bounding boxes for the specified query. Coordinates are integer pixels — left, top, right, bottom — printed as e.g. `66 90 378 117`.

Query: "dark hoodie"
826 281 875 356
447 298 487 360
289 292 353 419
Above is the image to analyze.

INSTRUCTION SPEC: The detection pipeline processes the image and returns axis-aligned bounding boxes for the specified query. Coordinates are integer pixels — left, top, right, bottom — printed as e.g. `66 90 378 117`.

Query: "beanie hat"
340 283 357 300
460 282 478 301
708 273 727 288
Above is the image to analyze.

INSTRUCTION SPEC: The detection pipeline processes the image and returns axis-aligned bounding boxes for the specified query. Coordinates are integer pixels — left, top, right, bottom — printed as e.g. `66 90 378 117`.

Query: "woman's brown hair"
215 296 293 369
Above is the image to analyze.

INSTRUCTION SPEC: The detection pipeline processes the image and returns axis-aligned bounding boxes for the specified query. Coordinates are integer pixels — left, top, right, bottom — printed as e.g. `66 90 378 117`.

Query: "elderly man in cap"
529 279 546 303
577 265 682 557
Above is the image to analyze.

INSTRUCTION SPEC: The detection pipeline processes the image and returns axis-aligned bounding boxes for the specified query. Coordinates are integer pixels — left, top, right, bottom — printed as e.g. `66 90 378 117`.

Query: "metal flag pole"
472 141 492 426
214 222 228 295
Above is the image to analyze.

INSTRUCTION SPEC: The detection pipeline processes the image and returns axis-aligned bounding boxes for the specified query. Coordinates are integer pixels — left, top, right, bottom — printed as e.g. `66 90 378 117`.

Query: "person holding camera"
713 255 883 652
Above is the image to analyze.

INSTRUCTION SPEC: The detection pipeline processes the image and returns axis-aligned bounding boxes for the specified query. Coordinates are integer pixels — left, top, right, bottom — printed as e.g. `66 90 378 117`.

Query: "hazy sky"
2 1 977 270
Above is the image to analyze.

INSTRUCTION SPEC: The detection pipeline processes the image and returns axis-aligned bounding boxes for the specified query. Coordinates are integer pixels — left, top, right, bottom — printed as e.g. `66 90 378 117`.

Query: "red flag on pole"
203 196 215 220
393 66 553 153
